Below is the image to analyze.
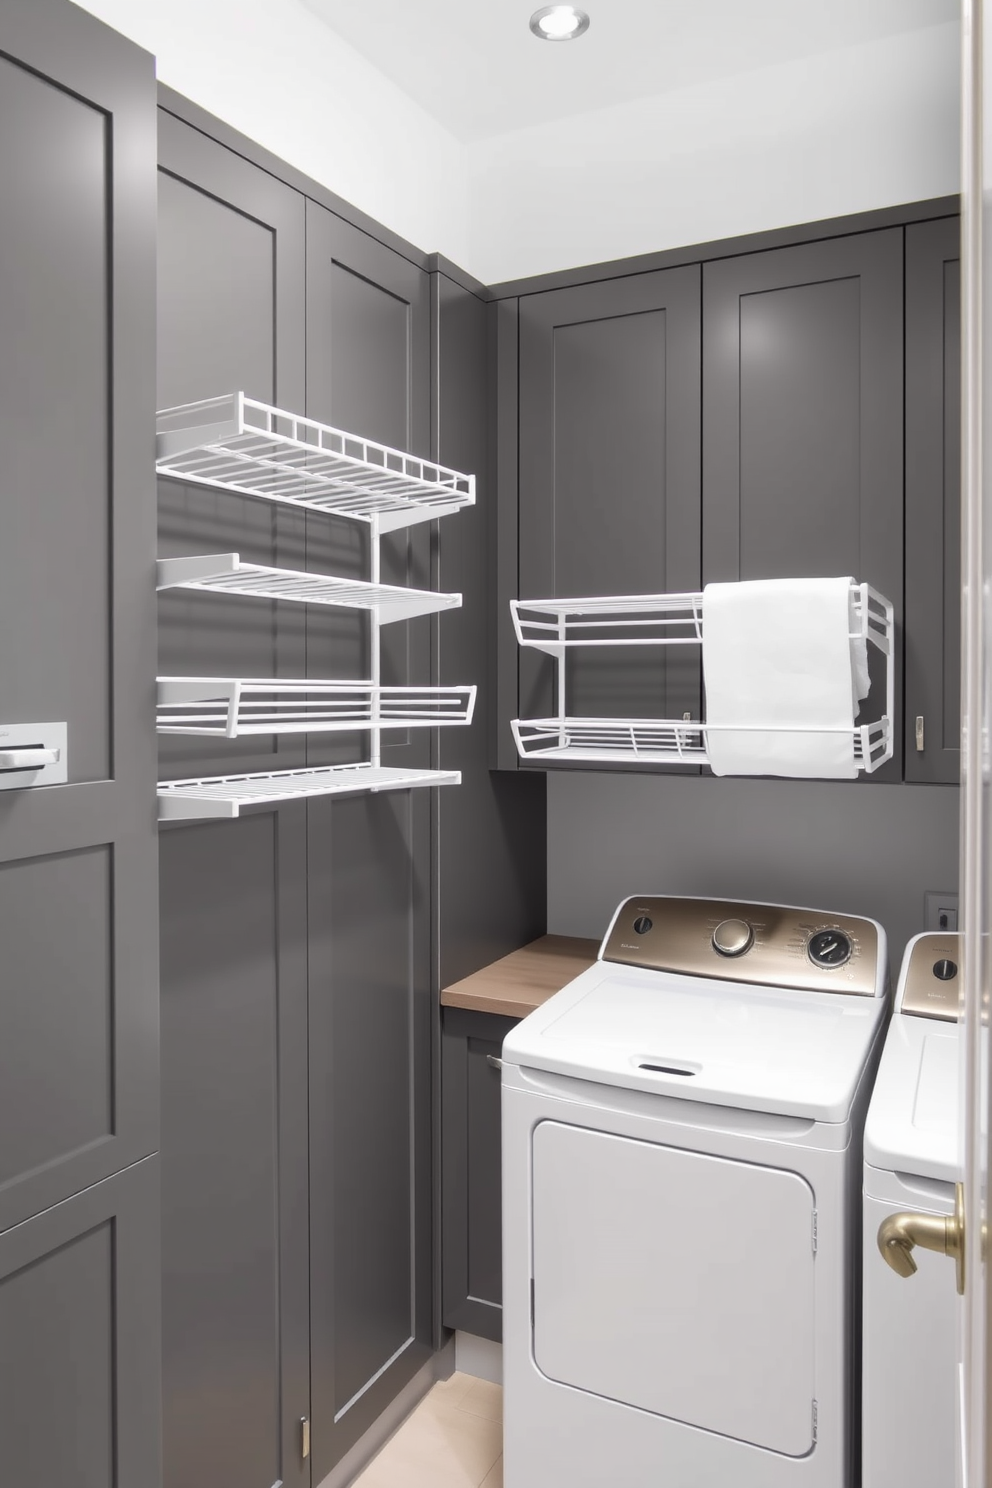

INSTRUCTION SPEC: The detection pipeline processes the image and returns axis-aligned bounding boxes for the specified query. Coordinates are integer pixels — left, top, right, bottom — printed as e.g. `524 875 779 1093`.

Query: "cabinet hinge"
811 1209 818 1254
811 1399 818 1443
916 714 925 752
300 1417 311 1460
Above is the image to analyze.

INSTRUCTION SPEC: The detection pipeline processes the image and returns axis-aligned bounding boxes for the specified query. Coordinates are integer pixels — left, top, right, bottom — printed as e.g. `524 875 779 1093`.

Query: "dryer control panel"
601 896 882 997
898 932 960 1021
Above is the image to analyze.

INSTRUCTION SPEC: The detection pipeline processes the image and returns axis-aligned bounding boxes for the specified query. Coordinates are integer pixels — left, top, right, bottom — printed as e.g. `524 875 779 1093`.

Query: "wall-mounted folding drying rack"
156 393 476 821
510 584 893 772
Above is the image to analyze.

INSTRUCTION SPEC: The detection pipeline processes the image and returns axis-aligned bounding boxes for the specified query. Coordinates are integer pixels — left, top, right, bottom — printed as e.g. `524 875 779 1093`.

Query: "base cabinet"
441 1009 521 1342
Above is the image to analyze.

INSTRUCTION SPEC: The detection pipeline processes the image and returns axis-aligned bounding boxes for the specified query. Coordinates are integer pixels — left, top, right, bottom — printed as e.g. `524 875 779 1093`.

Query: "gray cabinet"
304 201 436 1481
515 268 702 748
0 0 158 1235
905 216 961 784
441 1009 519 1342
703 230 904 781
0 1158 161 1488
155 108 311 1488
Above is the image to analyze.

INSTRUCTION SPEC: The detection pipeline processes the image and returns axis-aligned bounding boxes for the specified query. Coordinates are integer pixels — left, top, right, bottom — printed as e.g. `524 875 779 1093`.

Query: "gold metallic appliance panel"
899 932 961 1021
602 896 880 996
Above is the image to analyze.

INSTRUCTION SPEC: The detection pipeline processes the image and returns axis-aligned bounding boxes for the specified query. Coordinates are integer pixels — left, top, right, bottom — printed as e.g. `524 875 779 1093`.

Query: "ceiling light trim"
529 5 591 42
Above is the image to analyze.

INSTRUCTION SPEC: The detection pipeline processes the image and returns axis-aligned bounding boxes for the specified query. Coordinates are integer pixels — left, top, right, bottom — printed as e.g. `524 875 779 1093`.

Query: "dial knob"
712 918 754 957
632 916 653 935
933 958 958 982
808 929 853 969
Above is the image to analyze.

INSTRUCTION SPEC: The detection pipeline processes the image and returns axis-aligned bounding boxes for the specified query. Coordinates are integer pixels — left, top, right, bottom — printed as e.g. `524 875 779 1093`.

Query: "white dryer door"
531 1121 817 1456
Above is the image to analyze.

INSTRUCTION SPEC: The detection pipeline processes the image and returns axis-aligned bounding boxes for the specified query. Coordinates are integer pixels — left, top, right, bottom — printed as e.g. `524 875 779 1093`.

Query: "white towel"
702 577 869 779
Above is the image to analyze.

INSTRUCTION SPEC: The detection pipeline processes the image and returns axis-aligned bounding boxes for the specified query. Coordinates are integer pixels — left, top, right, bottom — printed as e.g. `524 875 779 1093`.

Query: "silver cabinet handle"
0 748 60 769
487 1055 503 1071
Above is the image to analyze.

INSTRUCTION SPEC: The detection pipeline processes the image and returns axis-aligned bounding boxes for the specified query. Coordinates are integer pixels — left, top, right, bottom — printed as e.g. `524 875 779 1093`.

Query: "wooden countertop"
441 934 600 1019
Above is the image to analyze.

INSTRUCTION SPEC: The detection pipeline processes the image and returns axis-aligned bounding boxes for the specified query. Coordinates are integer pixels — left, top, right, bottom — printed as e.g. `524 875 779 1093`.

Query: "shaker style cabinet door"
441 1010 520 1342
155 108 311 1488
0 1158 161 1488
0 0 158 1235
904 216 961 784
703 230 904 781
517 268 702 747
305 202 435 1482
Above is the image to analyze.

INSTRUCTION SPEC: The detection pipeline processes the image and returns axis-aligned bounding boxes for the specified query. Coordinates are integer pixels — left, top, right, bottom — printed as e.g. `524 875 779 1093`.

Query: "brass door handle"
877 1182 965 1295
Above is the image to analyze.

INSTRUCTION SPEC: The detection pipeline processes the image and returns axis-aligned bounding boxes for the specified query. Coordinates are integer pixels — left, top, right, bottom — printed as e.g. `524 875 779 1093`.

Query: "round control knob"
808 929 853 969
933 958 958 981
632 916 653 935
712 918 754 957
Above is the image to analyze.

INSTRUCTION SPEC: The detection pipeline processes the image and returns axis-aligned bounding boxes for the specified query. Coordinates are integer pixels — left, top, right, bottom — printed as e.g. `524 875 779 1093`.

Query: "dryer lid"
501 961 887 1123
864 1014 961 1181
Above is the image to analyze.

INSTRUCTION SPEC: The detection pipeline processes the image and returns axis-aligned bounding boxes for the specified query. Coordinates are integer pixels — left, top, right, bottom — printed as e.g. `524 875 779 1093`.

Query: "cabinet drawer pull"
487 1055 503 1071
915 714 925 752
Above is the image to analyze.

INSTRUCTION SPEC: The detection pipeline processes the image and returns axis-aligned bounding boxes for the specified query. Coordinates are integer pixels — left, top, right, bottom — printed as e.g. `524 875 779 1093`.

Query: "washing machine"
862 931 961 1488
501 894 889 1488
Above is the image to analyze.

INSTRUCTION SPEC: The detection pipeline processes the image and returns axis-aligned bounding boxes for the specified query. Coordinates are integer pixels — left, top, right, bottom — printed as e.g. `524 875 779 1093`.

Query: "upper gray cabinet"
516 268 703 739
0 0 158 1234
703 229 904 781
904 216 961 784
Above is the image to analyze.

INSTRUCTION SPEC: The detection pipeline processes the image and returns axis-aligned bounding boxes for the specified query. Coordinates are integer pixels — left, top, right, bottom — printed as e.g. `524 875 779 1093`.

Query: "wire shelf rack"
157 763 462 820
512 592 704 655
511 584 894 773
156 393 475 533
157 553 461 624
157 678 477 738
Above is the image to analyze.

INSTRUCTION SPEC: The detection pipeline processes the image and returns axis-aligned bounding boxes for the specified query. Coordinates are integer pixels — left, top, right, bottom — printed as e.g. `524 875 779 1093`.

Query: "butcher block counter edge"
441 934 601 1019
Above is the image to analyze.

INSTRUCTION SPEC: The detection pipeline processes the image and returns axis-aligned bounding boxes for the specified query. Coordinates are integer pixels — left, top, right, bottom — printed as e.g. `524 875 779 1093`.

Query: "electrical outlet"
924 890 959 933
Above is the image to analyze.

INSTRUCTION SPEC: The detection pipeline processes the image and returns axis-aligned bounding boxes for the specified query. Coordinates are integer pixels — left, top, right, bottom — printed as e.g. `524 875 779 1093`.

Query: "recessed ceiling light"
529 6 590 42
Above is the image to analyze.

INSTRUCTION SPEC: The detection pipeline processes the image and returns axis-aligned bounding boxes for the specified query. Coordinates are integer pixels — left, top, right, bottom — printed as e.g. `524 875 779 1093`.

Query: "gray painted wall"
547 773 959 975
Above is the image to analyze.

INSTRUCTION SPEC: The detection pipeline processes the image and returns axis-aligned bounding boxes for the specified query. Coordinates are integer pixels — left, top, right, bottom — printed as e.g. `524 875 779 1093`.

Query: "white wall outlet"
924 890 959 933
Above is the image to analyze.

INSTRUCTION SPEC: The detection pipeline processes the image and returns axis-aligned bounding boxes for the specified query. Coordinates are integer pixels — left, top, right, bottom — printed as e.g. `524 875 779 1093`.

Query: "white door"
531 1121 817 1456
958 5 989 1484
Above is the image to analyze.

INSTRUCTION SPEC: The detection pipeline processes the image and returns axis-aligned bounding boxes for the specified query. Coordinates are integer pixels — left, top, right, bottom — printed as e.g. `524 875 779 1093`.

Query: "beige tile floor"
353 1372 503 1488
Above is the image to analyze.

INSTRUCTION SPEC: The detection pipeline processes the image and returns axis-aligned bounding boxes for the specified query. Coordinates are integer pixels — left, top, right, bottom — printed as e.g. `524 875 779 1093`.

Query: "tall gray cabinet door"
905 216 961 784
0 1157 161 1488
703 230 903 781
0 0 158 1234
517 268 702 739
156 110 311 1488
305 202 434 1480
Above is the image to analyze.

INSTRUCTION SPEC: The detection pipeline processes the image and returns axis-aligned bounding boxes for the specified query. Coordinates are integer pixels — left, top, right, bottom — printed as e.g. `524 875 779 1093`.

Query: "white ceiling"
300 0 958 142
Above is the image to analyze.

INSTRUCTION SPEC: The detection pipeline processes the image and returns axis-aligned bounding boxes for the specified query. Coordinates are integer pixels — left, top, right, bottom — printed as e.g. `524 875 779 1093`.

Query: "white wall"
71 3 959 285
468 22 961 283
70 0 472 269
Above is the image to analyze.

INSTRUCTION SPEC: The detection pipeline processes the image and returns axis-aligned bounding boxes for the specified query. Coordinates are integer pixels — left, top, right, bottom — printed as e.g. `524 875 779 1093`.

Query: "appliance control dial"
933 958 958 981
632 916 653 935
712 918 754 957
808 929 853 969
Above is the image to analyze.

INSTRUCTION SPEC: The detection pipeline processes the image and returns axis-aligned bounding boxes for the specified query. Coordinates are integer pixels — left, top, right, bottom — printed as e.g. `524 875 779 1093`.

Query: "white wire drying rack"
157 553 461 624
157 763 462 821
156 393 475 532
157 678 477 738
155 393 477 820
510 584 894 772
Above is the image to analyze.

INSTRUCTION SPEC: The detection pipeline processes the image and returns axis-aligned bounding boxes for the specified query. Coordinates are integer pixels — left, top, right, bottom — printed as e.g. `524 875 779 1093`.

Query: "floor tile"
458 1377 503 1424
480 1456 504 1487
353 1384 502 1488
432 1371 476 1409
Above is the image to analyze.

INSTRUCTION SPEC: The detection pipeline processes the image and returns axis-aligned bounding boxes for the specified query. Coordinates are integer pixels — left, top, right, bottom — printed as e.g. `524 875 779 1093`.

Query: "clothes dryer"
862 931 961 1488
501 895 889 1488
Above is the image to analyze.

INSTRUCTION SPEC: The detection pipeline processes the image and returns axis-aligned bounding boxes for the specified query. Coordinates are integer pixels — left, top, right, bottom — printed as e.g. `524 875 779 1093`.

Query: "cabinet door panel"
0 0 157 1234
0 1158 160 1488
156 108 310 1488
160 814 309 1488
905 216 961 784
703 230 903 780
305 204 434 1479
441 1010 519 1342
518 268 702 735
